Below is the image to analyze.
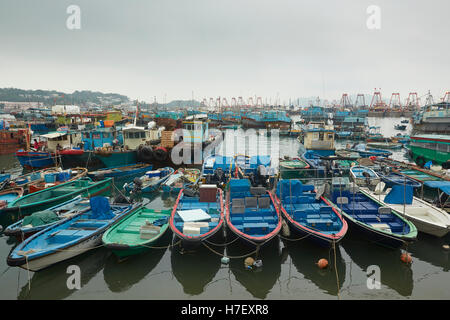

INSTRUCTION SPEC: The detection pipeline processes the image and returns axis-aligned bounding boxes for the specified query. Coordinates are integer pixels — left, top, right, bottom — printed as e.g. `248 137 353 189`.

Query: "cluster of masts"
198 90 449 112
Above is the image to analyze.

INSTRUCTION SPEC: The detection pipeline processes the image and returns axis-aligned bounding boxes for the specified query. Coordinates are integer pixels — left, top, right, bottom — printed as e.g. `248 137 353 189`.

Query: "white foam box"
184 222 210 228
183 225 201 235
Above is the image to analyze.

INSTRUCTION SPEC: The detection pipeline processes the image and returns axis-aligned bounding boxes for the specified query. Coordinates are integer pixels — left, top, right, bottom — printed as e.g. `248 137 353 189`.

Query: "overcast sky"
0 0 448 104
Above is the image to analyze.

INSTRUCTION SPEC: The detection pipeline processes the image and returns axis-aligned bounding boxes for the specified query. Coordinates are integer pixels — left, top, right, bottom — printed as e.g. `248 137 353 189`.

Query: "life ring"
153 147 168 162
137 145 154 163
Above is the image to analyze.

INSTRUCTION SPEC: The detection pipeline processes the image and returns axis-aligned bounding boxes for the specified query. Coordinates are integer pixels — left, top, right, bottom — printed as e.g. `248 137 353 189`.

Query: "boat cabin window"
93 133 100 139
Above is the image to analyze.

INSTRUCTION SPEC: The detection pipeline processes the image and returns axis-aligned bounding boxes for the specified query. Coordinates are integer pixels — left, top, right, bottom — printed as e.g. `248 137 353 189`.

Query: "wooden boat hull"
2 178 112 216
103 207 172 258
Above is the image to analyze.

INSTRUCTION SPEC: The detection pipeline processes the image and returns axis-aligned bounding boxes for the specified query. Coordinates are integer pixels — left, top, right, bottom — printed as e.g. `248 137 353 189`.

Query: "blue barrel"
44 173 57 183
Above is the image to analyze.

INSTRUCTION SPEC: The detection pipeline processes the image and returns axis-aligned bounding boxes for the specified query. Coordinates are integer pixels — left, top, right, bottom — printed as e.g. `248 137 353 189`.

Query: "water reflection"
408 233 450 272
103 231 171 293
18 247 110 300
170 242 224 296
227 238 282 299
284 239 346 296
341 234 413 297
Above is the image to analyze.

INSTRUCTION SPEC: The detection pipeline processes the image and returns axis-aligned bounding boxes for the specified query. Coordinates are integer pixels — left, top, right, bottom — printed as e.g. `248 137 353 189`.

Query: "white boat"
361 183 450 237
350 165 380 187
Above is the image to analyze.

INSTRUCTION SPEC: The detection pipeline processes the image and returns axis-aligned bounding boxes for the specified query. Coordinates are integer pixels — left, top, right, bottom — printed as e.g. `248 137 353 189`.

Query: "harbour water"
1 118 449 300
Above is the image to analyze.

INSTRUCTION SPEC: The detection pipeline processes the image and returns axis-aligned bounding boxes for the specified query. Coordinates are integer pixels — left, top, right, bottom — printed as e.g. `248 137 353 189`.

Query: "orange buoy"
317 258 328 269
400 253 412 264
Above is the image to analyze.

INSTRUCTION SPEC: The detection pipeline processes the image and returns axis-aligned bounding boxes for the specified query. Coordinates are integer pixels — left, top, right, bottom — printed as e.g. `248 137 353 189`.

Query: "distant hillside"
0 88 130 106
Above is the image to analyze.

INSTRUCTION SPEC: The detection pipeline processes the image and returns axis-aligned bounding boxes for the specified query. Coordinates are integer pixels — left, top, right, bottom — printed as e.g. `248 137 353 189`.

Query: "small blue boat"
330 177 417 248
225 179 282 246
123 167 174 193
379 172 422 188
3 196 89 241
7 197 138 271
169 186 225 248
301 151 326 175
350 165 381 187
274 179 348 247
87 163 153 180
349 144 392 157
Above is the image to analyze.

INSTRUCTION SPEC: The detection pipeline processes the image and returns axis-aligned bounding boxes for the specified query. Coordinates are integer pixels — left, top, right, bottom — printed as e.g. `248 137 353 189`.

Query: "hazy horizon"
1 0 449 104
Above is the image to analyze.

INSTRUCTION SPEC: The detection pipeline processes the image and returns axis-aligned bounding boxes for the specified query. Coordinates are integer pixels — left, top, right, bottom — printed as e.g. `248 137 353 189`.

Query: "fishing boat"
123 167 174 193
1 177 113 216
3 196 88 241
27 167 88 193
87 163 153 180
366 142 403 150
15 150 56 169
330 177 417 248
361 184 450 237
161 168 200 194
301 151 326 176
225 178 282 246
0 188 24 210
102 207 172 258
170 186 225 248
408 134 450 167
335 149 360 160
349 143 392 157
350 165 380 187
298 122 335 156
274 179 348 247
279 158 310 179
378 172 422 188
7 197 137 271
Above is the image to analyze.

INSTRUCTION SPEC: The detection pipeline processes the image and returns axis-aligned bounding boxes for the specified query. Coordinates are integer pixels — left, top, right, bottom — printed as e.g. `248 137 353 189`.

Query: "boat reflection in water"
227 237 282 299
407 233 450 272
170 241 224 295
341 234 413 297
102 231 171 293
284 239 346 296
18 248 110 300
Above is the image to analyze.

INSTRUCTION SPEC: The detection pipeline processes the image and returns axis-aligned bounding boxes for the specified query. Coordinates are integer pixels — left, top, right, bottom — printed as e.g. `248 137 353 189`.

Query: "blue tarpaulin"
384 185 413 205
423 181 450 195
89 197 114 220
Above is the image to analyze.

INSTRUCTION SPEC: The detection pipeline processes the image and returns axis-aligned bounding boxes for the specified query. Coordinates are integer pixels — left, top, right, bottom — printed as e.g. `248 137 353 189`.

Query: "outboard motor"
362 171 371 187
132 177 143 193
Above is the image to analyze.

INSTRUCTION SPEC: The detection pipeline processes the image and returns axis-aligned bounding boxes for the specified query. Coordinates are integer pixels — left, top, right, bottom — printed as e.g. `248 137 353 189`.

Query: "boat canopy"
275 179 315 198
384 185 414 205
423 181 450 195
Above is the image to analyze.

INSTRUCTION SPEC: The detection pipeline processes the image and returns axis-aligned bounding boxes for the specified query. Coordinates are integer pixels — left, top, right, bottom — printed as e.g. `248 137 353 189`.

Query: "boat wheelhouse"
299 122 335 156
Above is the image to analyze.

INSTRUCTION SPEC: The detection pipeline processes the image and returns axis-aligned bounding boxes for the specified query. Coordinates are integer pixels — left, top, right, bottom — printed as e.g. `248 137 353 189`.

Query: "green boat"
95 150 138 168
408 134 450 167
2 177 112 217
102 207 172 258
279 158 310 179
